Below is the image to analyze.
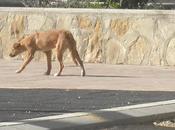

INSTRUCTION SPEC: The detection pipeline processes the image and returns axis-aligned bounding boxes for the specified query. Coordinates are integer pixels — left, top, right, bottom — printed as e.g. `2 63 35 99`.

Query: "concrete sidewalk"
1 59 175 91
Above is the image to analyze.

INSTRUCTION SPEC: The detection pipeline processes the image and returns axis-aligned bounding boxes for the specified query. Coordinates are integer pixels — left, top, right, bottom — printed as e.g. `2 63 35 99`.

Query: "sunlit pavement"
1 59 175 91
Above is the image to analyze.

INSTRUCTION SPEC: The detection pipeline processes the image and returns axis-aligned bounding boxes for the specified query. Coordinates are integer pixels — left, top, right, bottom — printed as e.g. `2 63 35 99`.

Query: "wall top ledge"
0 7 174 15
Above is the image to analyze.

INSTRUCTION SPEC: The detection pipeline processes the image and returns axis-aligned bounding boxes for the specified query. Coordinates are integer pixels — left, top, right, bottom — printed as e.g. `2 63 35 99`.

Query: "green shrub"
109 2 120 8
88 3 105 8
88 2 120 9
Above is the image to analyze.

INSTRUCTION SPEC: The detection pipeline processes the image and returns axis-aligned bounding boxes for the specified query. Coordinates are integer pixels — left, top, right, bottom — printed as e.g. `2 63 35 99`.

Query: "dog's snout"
9 53 15 57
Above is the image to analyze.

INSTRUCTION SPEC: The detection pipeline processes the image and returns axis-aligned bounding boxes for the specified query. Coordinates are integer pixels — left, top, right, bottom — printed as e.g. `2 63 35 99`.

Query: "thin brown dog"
9 29 86 76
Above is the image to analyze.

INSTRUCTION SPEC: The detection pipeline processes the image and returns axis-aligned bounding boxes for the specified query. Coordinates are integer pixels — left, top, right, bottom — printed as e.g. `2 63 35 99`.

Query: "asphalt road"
1 89 175 122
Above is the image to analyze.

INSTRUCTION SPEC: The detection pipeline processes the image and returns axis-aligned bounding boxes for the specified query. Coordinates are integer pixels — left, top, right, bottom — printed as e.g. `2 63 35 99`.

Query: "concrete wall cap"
0 7 174 15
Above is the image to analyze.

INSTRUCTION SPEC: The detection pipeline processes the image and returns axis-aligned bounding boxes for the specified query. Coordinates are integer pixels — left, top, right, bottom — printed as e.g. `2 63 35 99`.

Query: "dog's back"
34 29 76 52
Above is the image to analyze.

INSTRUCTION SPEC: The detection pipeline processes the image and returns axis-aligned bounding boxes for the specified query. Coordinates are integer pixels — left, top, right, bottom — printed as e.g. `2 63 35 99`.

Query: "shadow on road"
0 89 175 122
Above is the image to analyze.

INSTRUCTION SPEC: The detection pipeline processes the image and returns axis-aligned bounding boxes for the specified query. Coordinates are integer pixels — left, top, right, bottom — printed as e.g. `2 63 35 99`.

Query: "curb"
0 99 175 130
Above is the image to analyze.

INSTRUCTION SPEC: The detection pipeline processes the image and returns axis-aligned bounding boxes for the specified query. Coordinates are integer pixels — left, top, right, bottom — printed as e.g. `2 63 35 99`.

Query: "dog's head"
9 36 26 57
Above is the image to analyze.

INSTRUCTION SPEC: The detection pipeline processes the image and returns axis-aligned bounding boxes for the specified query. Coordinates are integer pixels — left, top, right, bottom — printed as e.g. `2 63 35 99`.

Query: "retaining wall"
0 8 175 66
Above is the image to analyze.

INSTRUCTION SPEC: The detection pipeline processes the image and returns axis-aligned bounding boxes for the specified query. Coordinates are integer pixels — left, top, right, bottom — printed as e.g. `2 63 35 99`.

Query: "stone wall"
0 8 175 66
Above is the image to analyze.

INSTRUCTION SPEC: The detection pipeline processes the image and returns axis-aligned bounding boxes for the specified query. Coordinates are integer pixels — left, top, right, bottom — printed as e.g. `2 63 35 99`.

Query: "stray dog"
9 29 86 76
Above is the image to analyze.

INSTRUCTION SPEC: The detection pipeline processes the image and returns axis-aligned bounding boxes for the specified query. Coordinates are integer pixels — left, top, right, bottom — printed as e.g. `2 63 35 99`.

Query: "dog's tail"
66 31 79 66
67 31 77 47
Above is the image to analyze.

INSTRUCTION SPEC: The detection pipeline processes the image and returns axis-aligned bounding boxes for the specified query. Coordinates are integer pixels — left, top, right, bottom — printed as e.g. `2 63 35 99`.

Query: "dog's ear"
18 35 25 42
35 31 39 38
34 31 39 43
13 42 21 48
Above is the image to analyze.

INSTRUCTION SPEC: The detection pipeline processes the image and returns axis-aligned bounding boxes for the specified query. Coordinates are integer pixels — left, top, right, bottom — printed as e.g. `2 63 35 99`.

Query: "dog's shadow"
61 74 137 78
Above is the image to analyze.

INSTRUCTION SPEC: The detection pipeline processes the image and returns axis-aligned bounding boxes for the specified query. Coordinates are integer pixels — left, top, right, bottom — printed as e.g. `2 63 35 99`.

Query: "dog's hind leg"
54 50 64 76
71 51 78 66
71 48 85 76
54 40 65 76
44 50 52 75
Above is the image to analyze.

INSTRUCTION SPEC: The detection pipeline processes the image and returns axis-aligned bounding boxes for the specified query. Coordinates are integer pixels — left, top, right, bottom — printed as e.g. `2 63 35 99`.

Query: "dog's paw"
15 70 21 73
81 70 85 77
44 72 50 75
54 73 60 77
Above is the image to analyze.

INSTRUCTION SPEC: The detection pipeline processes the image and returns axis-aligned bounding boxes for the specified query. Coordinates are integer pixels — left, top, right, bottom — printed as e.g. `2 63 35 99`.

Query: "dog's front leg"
16 51 35 73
